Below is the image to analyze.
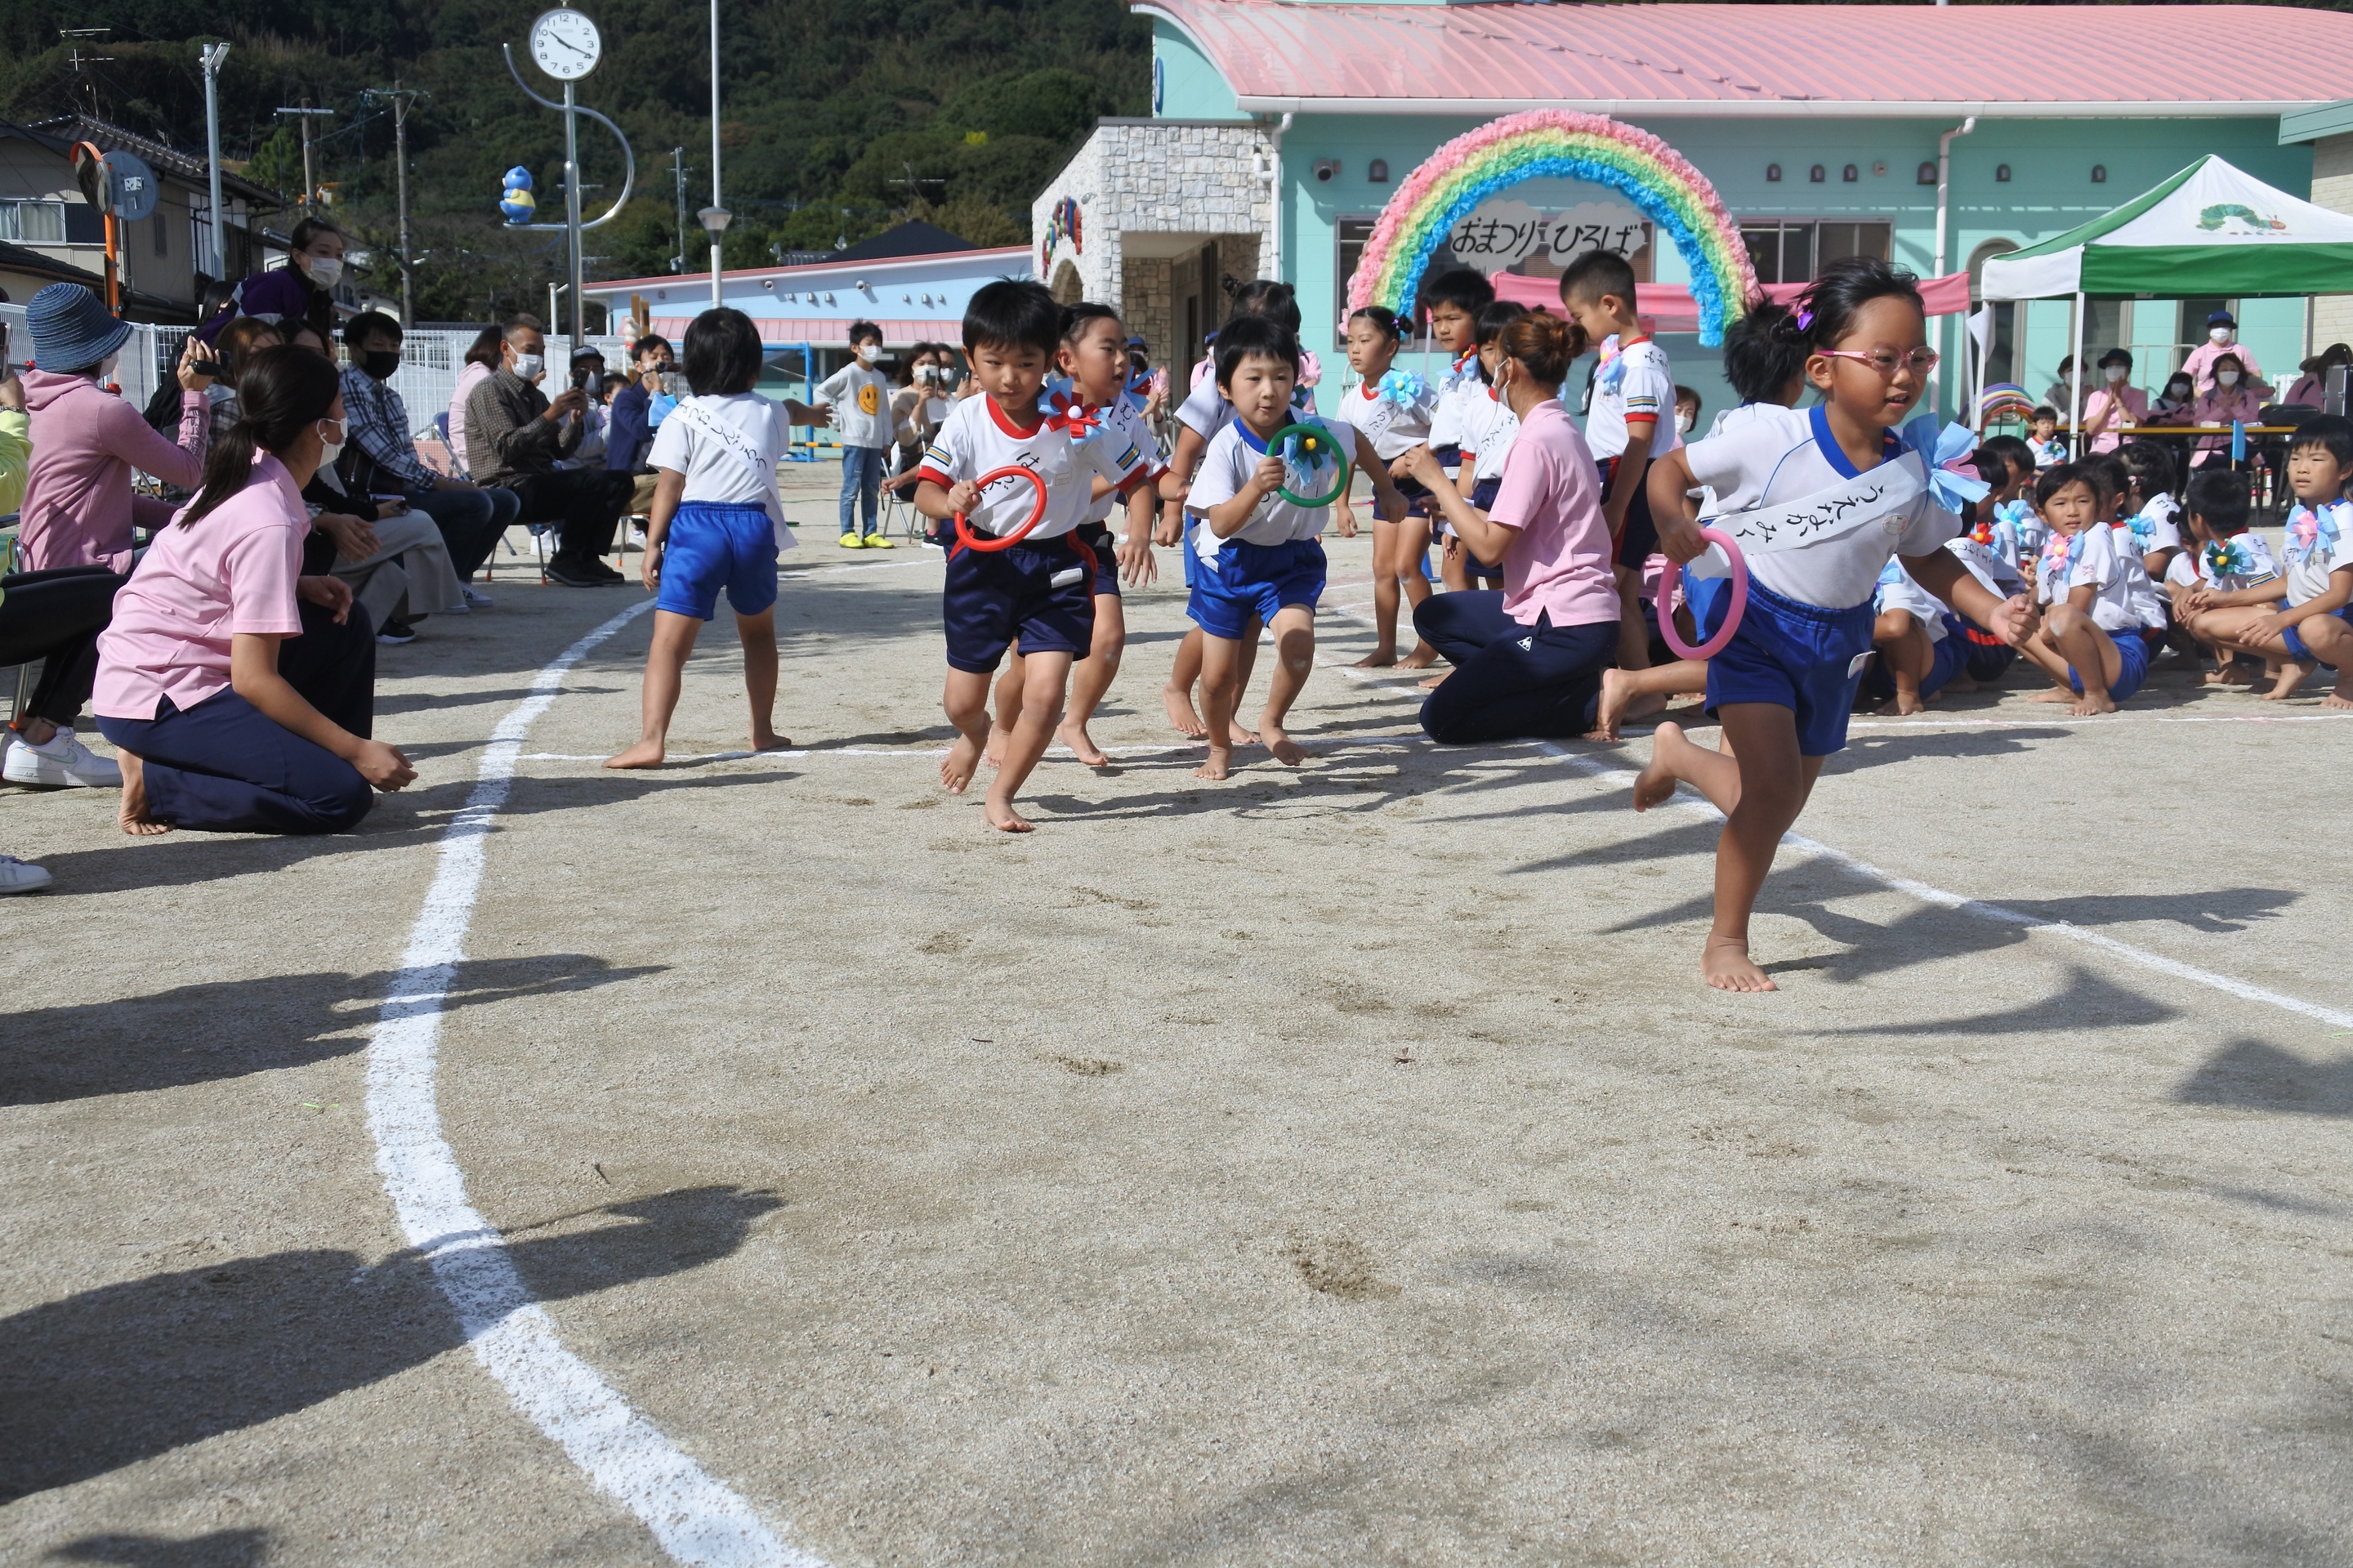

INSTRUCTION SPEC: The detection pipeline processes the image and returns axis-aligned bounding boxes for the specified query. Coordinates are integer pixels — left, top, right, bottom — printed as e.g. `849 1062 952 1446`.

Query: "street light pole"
564 78 587 361
709 0 723 305
672 146 687 274
199 42 229 280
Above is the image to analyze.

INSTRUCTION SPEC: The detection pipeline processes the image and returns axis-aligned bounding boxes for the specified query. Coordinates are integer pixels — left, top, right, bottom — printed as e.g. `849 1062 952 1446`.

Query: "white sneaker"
3 727 122 788
0 854 52 893
463 585 494 608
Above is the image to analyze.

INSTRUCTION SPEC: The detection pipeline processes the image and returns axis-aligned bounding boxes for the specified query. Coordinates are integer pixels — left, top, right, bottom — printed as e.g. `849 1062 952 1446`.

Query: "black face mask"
361 350 402 382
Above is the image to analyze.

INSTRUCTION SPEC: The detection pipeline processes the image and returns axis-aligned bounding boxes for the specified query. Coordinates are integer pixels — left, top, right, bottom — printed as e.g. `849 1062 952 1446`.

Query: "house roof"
587 244 1030 295
19 114 283 206
1141 0 2353 118
0 238 104 293
831 221 982 261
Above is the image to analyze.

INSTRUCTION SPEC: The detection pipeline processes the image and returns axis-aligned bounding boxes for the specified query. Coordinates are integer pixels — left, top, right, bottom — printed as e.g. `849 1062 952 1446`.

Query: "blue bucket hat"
26 282 132 373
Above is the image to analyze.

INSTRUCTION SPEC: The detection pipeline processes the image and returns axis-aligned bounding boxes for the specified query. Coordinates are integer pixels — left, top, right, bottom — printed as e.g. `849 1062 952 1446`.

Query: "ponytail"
178 344 342 529
1498 310 1585 387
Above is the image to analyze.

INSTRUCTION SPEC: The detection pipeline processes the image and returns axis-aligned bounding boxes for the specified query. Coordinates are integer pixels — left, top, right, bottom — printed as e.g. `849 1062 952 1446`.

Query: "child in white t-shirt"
2177 415 2353 704
815 321 897 549
1328 305 1435 666
2026 408 2067 469
2165 467 2279 685
2016 462 2162 713
2116 440 2184 581
1636 261 2027 993
1560 248 1680 671
609 307 816 769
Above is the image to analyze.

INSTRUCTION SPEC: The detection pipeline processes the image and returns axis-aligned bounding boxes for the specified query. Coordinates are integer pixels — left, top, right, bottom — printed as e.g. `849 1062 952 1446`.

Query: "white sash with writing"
1707 451 1927 556
667 400 798 551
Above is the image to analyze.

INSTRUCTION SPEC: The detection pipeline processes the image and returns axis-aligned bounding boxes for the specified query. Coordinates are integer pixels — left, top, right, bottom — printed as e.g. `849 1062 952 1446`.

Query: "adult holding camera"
605 333 675 518
94 346 413 835
464 316 630 586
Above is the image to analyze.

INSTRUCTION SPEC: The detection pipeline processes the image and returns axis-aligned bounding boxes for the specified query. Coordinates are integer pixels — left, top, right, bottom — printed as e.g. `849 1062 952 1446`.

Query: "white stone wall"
2311 133 2353 353
1031 120 1275 308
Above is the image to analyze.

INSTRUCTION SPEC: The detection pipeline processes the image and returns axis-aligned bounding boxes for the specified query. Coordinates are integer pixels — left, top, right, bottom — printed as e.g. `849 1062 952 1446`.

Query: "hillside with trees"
0 0 1149 319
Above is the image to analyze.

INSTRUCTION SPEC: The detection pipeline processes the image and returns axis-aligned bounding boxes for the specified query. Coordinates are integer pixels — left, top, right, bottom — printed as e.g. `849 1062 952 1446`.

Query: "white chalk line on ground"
365 595 821 1568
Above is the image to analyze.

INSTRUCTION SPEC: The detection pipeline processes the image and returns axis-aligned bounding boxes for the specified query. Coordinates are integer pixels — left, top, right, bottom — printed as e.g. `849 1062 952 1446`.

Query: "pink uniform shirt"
2181 339 2265 396
1487 400 1620 629
94 455 307 721
2082 385 2147 453
18 371 208 572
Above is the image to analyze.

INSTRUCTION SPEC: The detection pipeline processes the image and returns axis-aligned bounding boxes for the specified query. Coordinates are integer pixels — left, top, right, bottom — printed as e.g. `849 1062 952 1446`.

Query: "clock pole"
564 77 585 363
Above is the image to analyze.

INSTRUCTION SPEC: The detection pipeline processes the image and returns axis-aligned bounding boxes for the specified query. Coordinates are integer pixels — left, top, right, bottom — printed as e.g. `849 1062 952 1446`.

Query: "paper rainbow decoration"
1347 110 1759 348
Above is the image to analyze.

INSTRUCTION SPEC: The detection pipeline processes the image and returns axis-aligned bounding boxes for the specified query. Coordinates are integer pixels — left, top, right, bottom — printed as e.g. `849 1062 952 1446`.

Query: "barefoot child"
913 280 1154 829
1186 315 1406 779
1560 249 1680 672
989 302 1163 767
1328 306 1436 666
2166 467 2278 684
1637 258 2030 991
2177 413 2353 703
2015 462 2161 715
608 308 813 769
1864 529 2029 715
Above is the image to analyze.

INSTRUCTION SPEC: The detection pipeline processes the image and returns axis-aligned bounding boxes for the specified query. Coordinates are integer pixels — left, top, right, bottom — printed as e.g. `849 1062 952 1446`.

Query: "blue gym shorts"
1704 579 1878 757
1074 521 1121 598
1181 515 1201 590
2069 626 2153 701
656 501 778 621
943 531 1095 673
2282 602 2351 665
1861 616 1971 704
1953 612 2016 683
1189 535 1327 641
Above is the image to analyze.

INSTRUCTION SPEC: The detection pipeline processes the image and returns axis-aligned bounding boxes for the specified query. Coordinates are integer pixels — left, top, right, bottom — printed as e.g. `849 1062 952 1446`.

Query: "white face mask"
305 255 343 289
2210 326 2233 345
315 418 345 463
511 352 544 382
1676 411 1695 435
95 351 119 383
857 343 881 364
2217 371 2241 386
2105 364 2128 382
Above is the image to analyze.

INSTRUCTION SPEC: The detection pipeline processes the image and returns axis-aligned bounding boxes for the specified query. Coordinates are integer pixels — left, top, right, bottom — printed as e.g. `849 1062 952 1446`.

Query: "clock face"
529 8 602 79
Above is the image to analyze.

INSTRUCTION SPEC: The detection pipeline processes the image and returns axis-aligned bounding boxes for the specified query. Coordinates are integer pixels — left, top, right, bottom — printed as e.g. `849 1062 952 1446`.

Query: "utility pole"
362 86 422 326
705 0 726 306
60 29 112 119
274 103 335 215
199 42 230 280
671 147 688 274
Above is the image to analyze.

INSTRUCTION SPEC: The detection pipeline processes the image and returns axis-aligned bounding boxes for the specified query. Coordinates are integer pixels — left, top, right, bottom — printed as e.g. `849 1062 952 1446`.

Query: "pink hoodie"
18 371 208 573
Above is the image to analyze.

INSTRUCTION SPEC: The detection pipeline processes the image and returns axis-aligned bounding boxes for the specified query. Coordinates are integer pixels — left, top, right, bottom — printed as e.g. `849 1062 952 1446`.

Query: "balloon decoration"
499 167 538 226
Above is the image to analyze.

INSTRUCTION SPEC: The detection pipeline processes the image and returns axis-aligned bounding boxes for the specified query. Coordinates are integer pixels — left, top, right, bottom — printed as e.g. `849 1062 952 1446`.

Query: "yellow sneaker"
864 533 895 550
838 532 864 549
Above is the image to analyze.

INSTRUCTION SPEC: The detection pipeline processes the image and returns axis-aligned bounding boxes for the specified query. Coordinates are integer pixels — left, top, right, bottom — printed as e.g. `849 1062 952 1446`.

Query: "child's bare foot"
117 755 171 836
1399 641 1440 670
1352 647 1398 668
2068 690 2119 717
1632 721 1687 811
1228 720 1260 747
1056 718 1110 766
749 730 793 752
604 739 667 769
1161 684 1208 738
1701 935 1776 993
1587 667 1637 741
2326 687 2353 711
2262 663 2312 701
1873 689 1924 717
1194 743 1233 781
2203 663 2256 686
941 735 983 793
2026 686 2078 704
1418 671 1449 690
1263 725 1304 766
984 723 1012 767
982 791 1035 832
1942 672 1979 695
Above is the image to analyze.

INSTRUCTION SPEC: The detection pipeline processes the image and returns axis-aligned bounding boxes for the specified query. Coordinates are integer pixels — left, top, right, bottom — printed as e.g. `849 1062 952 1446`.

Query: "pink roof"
587 245 1029 295
1141 0 2353 115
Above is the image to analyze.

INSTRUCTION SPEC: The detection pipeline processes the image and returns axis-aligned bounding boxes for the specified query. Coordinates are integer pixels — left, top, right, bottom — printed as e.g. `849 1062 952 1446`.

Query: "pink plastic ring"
952 465 1051 552
1655 526 1750 662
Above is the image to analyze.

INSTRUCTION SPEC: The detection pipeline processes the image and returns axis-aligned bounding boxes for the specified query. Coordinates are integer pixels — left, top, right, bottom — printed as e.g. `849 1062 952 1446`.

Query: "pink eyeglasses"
1818 347 1940 377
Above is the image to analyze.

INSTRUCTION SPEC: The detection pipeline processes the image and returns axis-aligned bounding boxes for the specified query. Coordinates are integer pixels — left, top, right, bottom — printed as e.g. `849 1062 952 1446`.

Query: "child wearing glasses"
1637 257 2032 993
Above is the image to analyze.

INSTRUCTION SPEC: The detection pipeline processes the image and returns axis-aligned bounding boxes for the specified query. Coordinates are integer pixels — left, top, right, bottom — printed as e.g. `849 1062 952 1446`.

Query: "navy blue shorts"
1954 614 2016 682
2283 602 2351 665
2068 626 2152 701
943 531 1095 673
1861 616 1970 702
1704 579 1877 757
1074 522 1120 598
1599 455 1659 570
1190 536 1327 640
655 501 778 621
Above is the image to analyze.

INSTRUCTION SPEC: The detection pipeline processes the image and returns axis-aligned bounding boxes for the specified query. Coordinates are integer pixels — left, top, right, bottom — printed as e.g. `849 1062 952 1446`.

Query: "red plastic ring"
951 465 1051 552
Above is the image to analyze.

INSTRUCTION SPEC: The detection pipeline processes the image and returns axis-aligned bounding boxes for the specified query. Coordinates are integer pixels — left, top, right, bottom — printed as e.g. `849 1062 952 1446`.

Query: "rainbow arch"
1348 110 1759 348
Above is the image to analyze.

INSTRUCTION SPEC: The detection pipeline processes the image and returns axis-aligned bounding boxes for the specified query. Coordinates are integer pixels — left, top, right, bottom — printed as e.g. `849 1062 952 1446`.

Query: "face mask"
362 350 401 382
857 343 881 364
315 419 345 463
2218 371 2241 386
2105 364 2127 382
95 351 119 383
305 255 343 289
511 352 544 382
1676 411 1696 435
2210 327 2233 345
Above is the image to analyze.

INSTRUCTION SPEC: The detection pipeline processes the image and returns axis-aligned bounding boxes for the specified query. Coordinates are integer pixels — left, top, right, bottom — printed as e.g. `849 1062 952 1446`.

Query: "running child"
1560 248 1679 671
987 302 1163 767
1637 257 2030 992
2176 412 2353 704
2014 460 2161 715
1185 315 1407 780
913 280 1154 830
1328 305 1436 666
608 307 814 769
2165 467 2278 685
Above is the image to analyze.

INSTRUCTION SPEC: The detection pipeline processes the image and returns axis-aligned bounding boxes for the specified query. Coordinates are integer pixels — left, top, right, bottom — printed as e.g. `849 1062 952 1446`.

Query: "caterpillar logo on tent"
2198 203 2287 234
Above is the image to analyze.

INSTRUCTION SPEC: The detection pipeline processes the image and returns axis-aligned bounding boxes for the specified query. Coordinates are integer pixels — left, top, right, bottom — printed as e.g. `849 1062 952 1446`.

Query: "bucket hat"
25 283 132 373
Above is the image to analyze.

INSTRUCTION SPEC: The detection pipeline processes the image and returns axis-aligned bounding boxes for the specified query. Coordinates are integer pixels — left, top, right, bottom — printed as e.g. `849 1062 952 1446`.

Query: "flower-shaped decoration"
1038 376 1102 439
1377 369 1428 409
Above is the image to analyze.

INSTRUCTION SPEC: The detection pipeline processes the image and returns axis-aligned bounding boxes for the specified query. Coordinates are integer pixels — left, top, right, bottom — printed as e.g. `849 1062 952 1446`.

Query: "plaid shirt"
339 364 435 489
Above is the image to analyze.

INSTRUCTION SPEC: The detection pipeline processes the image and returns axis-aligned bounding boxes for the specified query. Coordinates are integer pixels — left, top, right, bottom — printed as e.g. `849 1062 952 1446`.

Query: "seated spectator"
2081 349 2147 454
2284 343 2351 409
0 319 24 515
2144 369 2197 427
2182 310 2270 397
447 325 505 480
466 315 629 586
94 346 415 835
2190 353 2263 468
569 344 610 467
18 283 216 573
340 310 518 600
205 316 289 438
606 333 674 516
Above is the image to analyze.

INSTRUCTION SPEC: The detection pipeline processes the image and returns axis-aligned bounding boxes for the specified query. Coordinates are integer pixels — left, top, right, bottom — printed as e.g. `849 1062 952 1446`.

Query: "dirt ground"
5 503 2351 1567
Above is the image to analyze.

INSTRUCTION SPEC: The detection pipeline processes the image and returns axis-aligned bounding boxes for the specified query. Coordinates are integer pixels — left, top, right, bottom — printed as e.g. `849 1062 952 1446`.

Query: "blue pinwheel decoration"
1376 369 1427 409
1898 416 1992 514
1283 425 1340 480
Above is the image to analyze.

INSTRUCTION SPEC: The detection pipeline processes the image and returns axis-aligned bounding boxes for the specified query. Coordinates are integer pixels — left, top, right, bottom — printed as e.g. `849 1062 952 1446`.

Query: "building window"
0 200 68 243
1739 220 1892 286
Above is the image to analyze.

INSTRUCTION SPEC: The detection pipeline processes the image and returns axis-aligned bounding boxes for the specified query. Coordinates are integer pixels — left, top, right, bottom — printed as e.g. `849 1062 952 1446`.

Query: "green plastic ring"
1272 422 1351 509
